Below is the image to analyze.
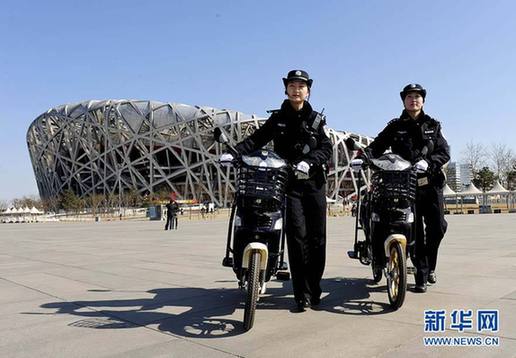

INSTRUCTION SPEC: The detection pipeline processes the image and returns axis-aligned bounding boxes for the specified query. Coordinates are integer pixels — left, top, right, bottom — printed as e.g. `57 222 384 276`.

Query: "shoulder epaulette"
387 118 400 126
266 109 281 114
423 115 441 127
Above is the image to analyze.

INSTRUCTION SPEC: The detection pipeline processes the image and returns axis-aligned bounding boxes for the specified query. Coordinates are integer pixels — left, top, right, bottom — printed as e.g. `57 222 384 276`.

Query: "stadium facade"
27 100 372 207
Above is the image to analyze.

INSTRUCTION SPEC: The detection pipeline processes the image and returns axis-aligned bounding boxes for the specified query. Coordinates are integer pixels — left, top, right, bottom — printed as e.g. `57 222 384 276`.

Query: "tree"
86 193 104 216
12 195 42 209
122 189 142 208
489 143 515 186
0 200 8 211
155 185 172 203
461 141 486 174
507 170 516 191
60 189 83 214
472 167 495 192
41 196 60 213
104 192 118 212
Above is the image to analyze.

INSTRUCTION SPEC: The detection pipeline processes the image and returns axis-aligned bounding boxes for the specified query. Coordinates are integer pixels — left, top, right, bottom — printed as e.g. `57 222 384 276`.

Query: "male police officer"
221 70 332 311
365 84 450 293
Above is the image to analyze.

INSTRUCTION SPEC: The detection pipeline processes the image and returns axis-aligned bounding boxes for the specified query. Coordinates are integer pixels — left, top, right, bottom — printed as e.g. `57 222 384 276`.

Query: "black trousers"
413 186 448 284
286 179 327 303
165 215 178 230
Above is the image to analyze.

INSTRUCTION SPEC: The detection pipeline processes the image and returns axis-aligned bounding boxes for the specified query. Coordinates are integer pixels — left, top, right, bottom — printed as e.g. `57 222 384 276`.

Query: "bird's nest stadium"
27 100 372 207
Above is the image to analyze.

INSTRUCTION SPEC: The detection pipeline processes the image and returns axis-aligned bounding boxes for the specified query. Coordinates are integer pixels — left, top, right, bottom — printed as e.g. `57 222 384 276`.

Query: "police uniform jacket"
368 110 450 187
235 100 332 183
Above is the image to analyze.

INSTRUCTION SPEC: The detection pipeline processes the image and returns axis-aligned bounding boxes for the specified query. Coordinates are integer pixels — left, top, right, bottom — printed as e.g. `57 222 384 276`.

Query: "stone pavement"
0 215 515 357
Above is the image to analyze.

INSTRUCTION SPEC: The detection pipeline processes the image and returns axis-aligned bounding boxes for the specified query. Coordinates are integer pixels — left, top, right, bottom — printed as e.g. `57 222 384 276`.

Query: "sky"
1 0 515 202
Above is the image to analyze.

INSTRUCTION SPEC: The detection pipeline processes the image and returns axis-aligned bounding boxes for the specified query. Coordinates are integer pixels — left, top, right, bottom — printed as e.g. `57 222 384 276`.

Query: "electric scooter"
346 137 419 309
214 127 291 330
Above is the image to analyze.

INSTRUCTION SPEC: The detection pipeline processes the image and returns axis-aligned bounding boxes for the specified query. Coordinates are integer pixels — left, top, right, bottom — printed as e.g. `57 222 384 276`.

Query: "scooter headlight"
273 218 283 230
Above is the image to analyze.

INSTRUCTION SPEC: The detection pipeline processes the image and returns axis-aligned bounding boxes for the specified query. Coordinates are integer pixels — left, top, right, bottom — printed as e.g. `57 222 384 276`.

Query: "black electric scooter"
346 138 420 310
214 128 291 331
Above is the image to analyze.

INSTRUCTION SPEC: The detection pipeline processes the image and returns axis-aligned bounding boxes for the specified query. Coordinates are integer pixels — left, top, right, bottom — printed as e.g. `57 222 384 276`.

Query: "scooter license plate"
417 177 429 187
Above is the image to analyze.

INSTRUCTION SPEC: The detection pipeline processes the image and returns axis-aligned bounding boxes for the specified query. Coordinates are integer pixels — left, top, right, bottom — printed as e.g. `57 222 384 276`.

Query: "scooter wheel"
386 241 407 310
243 251 261 331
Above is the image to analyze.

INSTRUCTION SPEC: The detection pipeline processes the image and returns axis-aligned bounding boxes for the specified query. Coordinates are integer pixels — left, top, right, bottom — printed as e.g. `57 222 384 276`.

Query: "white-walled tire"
386 241 407 310
243 251 261 331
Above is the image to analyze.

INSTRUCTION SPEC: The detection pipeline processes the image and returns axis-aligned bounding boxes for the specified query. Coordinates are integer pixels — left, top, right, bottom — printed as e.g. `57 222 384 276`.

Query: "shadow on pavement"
317 277 393 315
34 276 393 337
36 284 292 338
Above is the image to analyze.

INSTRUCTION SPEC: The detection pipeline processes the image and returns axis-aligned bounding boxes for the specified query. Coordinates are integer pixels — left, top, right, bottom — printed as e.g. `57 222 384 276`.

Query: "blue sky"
1 0 515 201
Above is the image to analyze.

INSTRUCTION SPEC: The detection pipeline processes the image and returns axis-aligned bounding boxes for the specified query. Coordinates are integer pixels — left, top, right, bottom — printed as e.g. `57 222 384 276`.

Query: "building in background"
446 162 462 192
27 100 372 207
446 162 473 191
460 163 473 187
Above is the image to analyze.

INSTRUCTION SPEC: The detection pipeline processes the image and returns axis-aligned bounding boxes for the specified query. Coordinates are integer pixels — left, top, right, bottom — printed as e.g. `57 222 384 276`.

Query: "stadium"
27 100 372 207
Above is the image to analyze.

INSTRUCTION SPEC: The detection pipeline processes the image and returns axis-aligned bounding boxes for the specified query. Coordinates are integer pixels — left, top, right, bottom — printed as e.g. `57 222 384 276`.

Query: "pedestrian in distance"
220 69 333 312
165 198 179 230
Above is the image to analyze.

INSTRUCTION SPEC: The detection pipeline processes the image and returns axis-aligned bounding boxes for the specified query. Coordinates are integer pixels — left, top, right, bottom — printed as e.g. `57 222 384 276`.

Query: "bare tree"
0 200 8 211
122 189 142 208
12 195 42 209
104 192 118 215
489 143 515 185
41 196 60 213
461 141 486 174
86 193 105 217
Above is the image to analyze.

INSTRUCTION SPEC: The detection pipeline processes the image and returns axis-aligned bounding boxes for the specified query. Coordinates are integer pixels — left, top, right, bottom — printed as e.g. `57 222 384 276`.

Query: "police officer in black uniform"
366 84 450 293
222 70 333 311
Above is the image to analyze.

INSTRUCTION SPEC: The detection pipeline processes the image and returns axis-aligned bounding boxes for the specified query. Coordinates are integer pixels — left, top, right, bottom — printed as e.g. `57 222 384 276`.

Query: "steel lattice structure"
27 100 372 206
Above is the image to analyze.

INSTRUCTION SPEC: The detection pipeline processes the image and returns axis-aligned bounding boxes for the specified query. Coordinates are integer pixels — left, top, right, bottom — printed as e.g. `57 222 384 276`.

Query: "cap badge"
295 70 302 76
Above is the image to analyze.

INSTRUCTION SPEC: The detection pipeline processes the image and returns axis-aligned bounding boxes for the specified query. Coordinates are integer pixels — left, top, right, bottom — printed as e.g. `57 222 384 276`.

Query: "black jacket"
368 110 450 184
235 100 333 176
166 202 179 216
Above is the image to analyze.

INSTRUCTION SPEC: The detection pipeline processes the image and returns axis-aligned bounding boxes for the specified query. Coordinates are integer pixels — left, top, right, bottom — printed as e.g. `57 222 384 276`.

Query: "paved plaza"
0 214 515 357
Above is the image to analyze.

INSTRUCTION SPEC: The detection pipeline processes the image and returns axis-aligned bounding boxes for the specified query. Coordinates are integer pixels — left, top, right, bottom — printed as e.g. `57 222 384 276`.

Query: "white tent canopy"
461 183 482 195
30 206 44 214
487 181 509 194
1 206 44 215
443 183 456 197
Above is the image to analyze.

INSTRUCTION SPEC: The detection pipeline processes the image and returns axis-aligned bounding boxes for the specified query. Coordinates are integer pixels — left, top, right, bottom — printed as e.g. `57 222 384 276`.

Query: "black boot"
295 299 309 313
414 283 427 293
414 269 428 293
428 271 437 284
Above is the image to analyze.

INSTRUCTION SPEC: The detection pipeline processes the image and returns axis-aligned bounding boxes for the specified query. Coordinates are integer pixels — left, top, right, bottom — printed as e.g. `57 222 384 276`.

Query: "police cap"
282 69 313 88
400 83 426 101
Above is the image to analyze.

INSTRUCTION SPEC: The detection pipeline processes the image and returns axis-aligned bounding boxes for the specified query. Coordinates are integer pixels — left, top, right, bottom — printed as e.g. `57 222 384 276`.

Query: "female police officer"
221 70 332 311
365 84 450 293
